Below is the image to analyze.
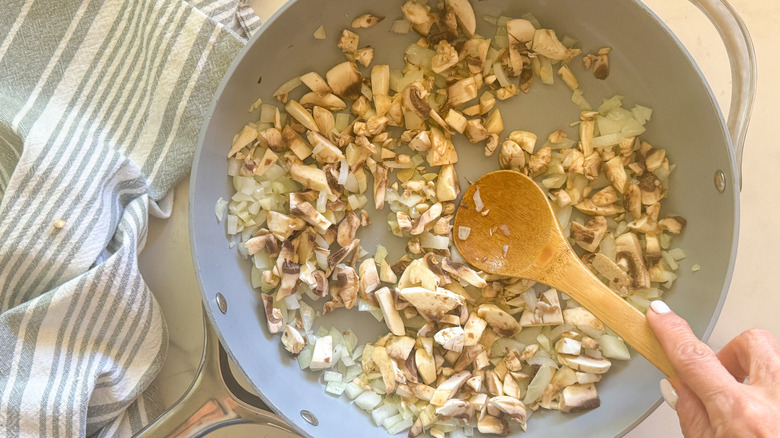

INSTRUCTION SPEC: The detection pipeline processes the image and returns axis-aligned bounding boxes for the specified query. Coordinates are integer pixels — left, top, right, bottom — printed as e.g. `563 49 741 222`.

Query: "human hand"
646 300 780 438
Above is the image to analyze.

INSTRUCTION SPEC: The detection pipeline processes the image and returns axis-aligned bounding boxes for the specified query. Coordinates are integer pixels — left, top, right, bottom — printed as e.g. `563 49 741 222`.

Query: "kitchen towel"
0 0 257 435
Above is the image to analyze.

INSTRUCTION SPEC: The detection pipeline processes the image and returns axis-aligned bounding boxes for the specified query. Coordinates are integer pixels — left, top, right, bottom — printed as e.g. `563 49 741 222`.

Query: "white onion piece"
215 197 228 222
502 244 509 258
499 225 510 236
473 187 484 212
458 226 471 240
523 365 553 405
338 159 349 185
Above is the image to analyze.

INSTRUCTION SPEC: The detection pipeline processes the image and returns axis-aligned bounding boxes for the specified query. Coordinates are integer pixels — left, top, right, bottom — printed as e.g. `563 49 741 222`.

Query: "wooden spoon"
453 170 676 378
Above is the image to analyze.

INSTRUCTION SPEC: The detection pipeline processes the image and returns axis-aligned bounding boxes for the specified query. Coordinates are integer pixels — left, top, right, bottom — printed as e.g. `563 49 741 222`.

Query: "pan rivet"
714 170 727 193
216 293 227 314
300 410 319 426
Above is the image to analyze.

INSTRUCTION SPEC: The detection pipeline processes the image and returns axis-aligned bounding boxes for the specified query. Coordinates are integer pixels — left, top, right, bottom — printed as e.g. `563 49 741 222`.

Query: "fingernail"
660 379 678 410
650 300 671 314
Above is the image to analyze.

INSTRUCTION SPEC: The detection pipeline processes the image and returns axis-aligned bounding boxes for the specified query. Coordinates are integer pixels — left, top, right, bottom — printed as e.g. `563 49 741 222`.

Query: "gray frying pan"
142 0 755 436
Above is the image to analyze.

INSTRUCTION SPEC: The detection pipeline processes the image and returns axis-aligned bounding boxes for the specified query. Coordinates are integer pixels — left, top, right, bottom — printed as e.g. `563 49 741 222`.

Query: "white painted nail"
660 379 678 410
650 300 671 314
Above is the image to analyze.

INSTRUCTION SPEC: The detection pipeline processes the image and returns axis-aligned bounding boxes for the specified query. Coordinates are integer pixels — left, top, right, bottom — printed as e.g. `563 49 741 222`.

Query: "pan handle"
133 310 298 438
687 0 756 188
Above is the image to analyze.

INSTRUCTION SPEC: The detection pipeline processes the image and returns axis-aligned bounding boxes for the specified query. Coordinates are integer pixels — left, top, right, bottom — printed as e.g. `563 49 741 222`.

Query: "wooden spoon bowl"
453 170 676 378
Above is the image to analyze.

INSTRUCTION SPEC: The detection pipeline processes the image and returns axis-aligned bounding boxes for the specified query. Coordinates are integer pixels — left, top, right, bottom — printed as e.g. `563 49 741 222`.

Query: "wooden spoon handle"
550 252 677 378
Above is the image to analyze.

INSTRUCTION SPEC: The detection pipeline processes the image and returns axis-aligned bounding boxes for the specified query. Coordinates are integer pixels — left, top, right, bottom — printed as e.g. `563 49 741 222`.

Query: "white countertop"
139 0 780 436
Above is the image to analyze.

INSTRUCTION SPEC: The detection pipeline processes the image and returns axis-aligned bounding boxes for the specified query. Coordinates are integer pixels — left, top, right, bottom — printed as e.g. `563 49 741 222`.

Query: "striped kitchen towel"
0 0 258 436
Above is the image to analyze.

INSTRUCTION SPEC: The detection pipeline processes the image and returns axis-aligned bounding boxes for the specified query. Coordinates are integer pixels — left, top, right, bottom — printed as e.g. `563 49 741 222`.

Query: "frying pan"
137 0 755 436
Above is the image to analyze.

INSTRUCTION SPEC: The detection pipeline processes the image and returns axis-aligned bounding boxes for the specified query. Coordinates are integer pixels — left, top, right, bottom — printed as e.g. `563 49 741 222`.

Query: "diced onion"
599 334 631 360
458 226 471 240
473 187 484 212
338 159 349 185
313 25 326 40
499 225 510 236
215 197 228 222
391 19 411 34
523 365 553 405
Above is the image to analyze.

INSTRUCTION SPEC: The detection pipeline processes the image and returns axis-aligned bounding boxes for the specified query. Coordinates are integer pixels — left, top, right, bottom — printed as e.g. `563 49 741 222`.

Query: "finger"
670 378 715 438
717 328 780 385
646 301 738 403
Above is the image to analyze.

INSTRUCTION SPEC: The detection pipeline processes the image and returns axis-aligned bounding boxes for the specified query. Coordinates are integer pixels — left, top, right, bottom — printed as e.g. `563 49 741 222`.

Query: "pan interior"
190 0 738 436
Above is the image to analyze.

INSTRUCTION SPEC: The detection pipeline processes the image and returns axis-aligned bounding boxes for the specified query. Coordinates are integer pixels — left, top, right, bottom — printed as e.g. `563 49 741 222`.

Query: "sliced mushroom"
430 370 471 406
358 258 380 301
603 156 629 193
434 326 466 353
435 398 474 423
558 353 612 374
563 307 604 332
555 337 582 356
499 140 525 171
519 288 564 326
282 325 306 356
570 216 607 252
285 99 319 132
532 29 581 61
300 71 332 97
415 337 437 385
351 13 384 28
477 413 510 436
615 232 651 290
454 344 485 371
309 269 329 297
399 286 463 322
448 76 479 107
310 335 333 370
528 146 552 178
326 239 360 271
299 92 347 111
464 118 490 143
411 202 443 235
373 164 388 209
560 383 601 413
385 335 416 361
426 127 459 166
636 171 666 205
266 211 306 240
376 287 405 336
574 199 625 217
325 61 362 100
446 0 476 37
659 216 686 234
282 125 312 160
487 396 527 426
330 265 358 310
463 312 487 346
591 253 631 296
276 260 301 300
337 212 360 247
477 304 522 338
261 293 284 334
372 345 399 394
441 258 487 288
307 130 345 164
432 40 459 74
244 232 279 256
289 200 332 234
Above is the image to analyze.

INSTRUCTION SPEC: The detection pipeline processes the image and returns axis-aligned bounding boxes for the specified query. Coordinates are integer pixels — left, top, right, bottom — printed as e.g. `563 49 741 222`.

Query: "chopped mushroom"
430 370 471 406
477 304 522 337
434 326 466 352
591 253 631 296
351 13 384 28
261 293 284 334
570 216 607 252
310 335 333 370
325 61 362 100
659 216 686 234
400 286 463 322
519 289 564 326
487 396 527 426
615 232 651 290
560 383 601 412
436 399 475 423
376 287 405 336
478 414 510 436
282 325 306 356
